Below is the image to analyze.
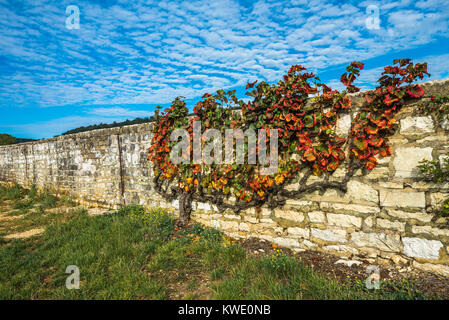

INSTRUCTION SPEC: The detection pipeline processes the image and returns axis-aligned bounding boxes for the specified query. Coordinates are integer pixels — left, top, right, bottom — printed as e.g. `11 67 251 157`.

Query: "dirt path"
4 228 45 239
0 201 112 240
0 204 42 239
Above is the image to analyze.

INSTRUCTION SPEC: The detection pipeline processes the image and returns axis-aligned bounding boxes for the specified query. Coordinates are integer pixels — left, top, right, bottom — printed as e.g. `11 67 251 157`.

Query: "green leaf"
304 115 314 127
354 138 366 151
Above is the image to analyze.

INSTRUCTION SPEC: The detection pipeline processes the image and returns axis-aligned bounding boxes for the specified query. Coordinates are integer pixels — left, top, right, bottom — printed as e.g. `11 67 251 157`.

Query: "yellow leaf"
275 175 284 185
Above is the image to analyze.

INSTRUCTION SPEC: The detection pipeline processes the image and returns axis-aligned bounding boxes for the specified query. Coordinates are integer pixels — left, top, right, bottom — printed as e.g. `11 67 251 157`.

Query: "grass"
0 183 78 240
0 183 430 300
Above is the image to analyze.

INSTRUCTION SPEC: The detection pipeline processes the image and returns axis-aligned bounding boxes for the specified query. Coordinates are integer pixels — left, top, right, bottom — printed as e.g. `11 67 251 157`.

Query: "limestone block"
327 213 362 228
324 245 358 255
239 222 250 232
376 218 405 232
335 114 351 137
219 220 239 231
364 217 374 228
403 237 443 260
274 209 305 223
211 219 220 229
379 190 426 209
400 116 434 136
393 147 433 178
287 227 310 238
411 225 449 237
311 228 347 243
301 240 317 248
379 182 403 189
346 180 378 203
385 208 432 222
413 261 449 277
307 211 326 223
260 207 272 217
224 214 241 220
285 199 313 208
244 216 259 223
366 167 390 180
197 202 212 212
273 237 300 248
171 200 179 209
351 231 401 252
320 202 380 214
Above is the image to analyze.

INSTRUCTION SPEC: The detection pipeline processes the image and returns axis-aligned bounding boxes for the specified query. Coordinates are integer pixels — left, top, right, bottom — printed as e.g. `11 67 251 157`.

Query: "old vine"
148 59 429 226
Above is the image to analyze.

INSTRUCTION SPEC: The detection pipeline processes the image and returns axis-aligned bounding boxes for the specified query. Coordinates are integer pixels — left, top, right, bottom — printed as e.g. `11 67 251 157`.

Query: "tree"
0 134 35 145
60 116 155 136
0 134 17 145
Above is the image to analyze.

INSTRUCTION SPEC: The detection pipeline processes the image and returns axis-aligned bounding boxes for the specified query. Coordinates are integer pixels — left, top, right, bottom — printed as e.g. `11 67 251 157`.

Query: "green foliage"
0 133 16 145
418 154 449 183
423 94 449 122
439 199 449 217
0 133 35 145
119 204 175 240
0 184 75 213
0 183 25 201
60 117 154 136
418 94 449 217
37 192 58 209
347 277 426 300
419 153 449 217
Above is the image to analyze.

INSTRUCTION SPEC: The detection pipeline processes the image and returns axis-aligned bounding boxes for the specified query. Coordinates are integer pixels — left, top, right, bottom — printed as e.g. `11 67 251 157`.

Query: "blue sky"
1 0 448 139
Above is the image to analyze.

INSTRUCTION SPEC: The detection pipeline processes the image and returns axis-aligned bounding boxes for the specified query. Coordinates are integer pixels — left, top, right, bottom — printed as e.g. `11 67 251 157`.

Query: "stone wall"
1 79 449 276
0 124 155 208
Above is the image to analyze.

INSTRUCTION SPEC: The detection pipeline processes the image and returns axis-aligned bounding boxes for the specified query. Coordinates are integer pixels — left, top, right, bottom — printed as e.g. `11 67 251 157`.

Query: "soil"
240 236 449 299
164 269 213 300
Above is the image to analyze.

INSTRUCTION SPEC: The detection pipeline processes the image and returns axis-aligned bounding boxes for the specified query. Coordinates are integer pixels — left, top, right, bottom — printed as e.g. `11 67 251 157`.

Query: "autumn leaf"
275 175 285 185
406 85 424 98
353 138 367 151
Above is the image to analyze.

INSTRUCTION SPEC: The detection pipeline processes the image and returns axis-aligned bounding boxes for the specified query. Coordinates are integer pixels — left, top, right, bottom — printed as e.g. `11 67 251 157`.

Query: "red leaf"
406 85 424 98
246 80 258 89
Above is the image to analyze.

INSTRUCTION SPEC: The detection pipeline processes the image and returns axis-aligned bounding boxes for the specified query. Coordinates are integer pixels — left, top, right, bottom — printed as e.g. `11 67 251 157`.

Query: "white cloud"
0 0 448 110
87 107 153 118
2 115 131 138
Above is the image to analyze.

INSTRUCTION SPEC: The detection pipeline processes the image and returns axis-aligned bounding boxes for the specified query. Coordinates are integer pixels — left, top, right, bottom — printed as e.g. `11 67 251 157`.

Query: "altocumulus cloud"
0 0 449 138
87 107 152 118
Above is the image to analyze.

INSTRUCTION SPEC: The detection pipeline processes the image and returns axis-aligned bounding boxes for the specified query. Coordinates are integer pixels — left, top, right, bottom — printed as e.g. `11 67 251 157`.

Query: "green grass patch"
0 185 431 300
0 184 79 239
